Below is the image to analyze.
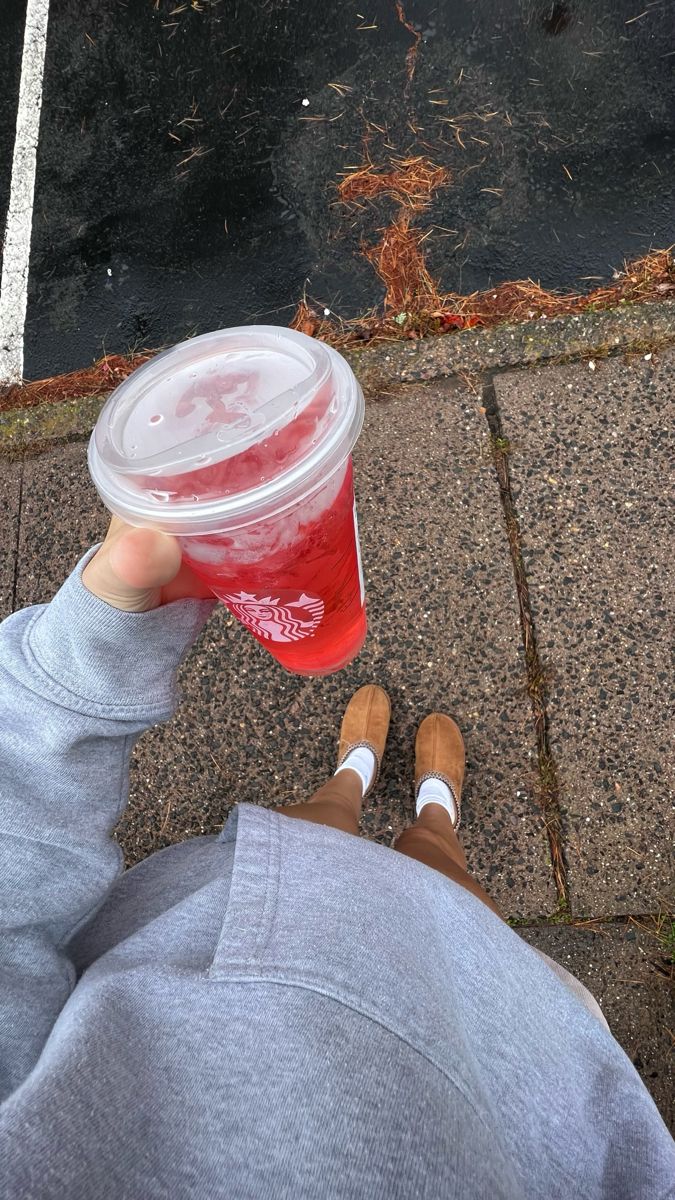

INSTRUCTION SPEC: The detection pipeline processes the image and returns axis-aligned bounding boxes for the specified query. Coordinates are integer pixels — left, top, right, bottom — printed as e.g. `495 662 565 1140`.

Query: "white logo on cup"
223 591 325 643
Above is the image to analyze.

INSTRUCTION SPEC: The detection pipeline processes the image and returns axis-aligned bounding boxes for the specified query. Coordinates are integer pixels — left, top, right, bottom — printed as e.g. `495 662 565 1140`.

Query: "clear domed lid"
88 325 364 532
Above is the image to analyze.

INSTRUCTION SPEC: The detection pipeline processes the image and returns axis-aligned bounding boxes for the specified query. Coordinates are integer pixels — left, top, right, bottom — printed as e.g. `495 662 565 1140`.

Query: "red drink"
178 458 366 674
89 325 367 675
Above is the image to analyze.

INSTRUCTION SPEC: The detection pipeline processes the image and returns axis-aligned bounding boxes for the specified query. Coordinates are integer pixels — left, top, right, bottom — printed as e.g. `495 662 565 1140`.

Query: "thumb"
82 518 183 612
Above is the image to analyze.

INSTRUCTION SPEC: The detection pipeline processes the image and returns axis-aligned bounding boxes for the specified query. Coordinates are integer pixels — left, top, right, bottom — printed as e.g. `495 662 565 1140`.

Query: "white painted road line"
0 0 50 385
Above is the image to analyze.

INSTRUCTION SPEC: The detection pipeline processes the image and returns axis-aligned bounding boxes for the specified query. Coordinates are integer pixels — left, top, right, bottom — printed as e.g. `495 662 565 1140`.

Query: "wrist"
23 548 216 716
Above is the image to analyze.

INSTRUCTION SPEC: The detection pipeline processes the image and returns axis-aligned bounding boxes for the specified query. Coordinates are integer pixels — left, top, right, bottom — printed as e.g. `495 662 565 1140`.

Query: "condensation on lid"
96 327 331 477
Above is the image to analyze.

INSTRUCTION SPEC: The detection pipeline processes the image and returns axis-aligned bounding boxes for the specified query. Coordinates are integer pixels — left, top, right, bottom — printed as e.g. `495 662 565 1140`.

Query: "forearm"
0 548 215 1096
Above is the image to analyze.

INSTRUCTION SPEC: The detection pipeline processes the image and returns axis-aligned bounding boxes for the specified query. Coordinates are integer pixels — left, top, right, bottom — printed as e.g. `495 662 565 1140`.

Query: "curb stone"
2 299 675 458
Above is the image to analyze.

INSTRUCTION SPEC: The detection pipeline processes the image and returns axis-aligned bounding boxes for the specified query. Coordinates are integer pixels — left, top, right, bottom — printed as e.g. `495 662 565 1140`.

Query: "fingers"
108 527 183 591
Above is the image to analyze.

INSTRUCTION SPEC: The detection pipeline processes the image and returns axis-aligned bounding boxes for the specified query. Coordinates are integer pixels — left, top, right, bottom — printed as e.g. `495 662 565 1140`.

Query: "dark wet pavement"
1 0 674 377
0 0 26 255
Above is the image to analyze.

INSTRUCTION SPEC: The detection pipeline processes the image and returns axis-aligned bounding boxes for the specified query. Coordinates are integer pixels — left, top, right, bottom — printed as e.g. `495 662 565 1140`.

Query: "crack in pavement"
482 375 570 916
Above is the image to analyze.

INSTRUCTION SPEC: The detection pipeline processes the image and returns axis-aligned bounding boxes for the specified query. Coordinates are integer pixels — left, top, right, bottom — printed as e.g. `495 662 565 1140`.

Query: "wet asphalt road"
0 0 674 378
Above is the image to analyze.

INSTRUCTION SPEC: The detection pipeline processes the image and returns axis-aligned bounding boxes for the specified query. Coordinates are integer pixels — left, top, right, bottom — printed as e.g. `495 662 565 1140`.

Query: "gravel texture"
496 353 674 916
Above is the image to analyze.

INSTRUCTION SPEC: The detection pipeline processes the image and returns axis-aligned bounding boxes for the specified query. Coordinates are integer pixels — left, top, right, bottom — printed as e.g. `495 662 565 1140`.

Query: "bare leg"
394 803 503 920
274 768 362 836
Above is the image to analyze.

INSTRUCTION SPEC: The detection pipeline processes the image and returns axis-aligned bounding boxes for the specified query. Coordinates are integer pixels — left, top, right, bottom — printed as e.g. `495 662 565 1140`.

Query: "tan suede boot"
414 713 464 829
337 685 391 797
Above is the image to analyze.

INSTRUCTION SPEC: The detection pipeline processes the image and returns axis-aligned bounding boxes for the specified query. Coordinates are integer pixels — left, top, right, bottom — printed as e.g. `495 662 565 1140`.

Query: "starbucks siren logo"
223 590 325 643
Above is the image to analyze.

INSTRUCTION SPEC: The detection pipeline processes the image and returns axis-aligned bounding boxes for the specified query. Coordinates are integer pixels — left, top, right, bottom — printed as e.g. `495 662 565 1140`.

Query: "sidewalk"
1 337 672 1129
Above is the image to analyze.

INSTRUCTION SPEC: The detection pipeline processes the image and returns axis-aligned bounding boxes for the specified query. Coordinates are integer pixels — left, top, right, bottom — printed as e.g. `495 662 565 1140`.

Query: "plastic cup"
88 325 367 675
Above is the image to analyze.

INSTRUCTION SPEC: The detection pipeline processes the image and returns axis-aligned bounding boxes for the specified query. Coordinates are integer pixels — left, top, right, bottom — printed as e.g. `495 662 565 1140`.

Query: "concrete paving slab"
520 922 674 1134
0 459 21 619
15 444 108 609
14 384 557 918
496 354 675 917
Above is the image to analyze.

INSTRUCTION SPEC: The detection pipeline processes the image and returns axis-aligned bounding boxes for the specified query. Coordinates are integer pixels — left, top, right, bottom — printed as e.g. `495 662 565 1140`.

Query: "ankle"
413 805 464 862
416 801 456 828
329 769 364 815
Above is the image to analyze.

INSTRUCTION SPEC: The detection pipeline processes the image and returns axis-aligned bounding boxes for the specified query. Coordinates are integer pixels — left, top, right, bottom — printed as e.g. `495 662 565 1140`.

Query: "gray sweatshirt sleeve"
0 547 216 1099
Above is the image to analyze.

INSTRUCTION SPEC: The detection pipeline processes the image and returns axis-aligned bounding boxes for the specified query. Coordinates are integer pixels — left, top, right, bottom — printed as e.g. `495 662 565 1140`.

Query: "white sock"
416 777 458 825
335 746 376 796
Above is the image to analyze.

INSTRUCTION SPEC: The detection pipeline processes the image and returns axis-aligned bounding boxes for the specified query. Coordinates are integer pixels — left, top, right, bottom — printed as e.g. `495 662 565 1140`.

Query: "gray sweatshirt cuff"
25 546 217 714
